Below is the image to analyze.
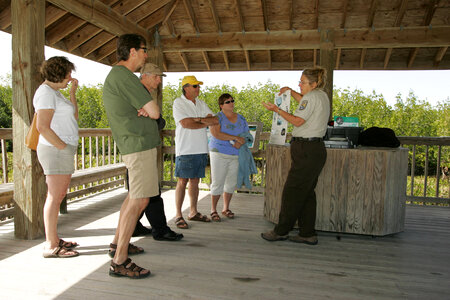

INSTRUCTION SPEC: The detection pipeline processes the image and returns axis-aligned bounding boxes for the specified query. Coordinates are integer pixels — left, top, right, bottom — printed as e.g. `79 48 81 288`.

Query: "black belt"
291 137 323 142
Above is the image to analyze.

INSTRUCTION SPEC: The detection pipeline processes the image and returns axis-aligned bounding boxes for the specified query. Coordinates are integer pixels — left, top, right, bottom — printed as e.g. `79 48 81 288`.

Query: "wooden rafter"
234 0 245 32
360 48 367 69
163 0 180 25
244 50 251 70
45 4 68 28
367 0 378 27
223 51 230 70
179 52 189 71
47 0 151 40
162 55 168 71
267 50 271 69
80 31 115 57
434 46 448 68
340 0 348 28
408 0 440 69
165 18 177 37
394 0 409 27
335 48 341 69
261 0 269 31
46 16 85 46
314 0 319 29
162 26 450 52
313 49 317 68
290 50 294 69
408 48 419 68
0 5 11 30
202 51 211 70
383 48 393 69
207 0 222 33
183 0 199 34
288 0 294 30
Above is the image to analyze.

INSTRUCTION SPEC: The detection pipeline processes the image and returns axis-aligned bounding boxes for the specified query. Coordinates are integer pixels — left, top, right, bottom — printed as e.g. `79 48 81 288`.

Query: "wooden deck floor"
0 188 449 300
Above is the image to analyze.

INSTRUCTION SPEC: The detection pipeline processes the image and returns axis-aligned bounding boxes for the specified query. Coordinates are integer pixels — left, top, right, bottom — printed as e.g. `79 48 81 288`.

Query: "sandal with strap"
43 246 79 258
210 211 221 222
109 258 150 279
222 209 235 219
188 212 211 222
175 217 189 229
108 243 144 258
59 238 79 249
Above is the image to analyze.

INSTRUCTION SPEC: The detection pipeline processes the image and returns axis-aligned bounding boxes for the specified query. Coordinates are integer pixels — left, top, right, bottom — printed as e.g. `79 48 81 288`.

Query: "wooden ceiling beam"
244 50 251 70
234 0 245 33
79 31 115 57
162 55 168 71
360 48 367 69
314 0 319 29
202 51 211 70
161 26 450 52
335 48 341 69
383 48 393 69
223 51 230 70
267 50 271 69
179 52 189 71
182 0 199 34
207 0 222 33
434 46 448 68
45 4 68 28
290 50 294 69
46 16 86 46
394 0 409 27
261 0 268 32
47 0 151 41
0 5 11 30
408 48 418 68
340 0 348 28
163 0 179 25
288 0 293 30
367 0 378 27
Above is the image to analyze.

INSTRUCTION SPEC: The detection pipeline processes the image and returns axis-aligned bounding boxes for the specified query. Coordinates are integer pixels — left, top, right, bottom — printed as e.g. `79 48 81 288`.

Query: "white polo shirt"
33 84 79 146
173 95 213 156
292 89 330 138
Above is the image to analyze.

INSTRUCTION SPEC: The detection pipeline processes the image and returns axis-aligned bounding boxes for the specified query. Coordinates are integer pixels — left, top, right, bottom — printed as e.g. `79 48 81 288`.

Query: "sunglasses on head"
224 99 235 104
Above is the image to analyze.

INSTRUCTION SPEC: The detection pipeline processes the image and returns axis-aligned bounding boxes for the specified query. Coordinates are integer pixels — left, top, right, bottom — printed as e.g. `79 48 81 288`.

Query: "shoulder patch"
299 100 308 110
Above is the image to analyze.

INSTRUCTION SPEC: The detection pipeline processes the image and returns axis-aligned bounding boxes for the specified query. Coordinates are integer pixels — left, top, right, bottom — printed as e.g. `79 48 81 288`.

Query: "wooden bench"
60 163 127 213
0 164 127 217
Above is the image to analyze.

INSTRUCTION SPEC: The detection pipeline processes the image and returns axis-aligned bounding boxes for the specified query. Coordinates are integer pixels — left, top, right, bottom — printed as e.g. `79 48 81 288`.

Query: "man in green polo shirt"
103 34 160 279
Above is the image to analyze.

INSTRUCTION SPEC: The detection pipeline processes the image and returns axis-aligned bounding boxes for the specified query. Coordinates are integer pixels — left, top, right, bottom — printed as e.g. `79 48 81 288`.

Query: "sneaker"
261 230 288 242
288 235 318 245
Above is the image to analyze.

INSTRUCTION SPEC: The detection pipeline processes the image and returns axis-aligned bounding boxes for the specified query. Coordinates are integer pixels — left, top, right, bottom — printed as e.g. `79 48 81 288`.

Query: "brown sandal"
222 209 235 219
175 217 189 229
59 239 78 249
108 243 144 258
109 258 150 279
43 246 79 258
188 212 211 222
211 211 221 222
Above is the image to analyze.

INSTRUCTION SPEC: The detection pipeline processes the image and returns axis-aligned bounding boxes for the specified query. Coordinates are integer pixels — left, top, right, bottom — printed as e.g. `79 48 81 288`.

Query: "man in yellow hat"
172 75 218 229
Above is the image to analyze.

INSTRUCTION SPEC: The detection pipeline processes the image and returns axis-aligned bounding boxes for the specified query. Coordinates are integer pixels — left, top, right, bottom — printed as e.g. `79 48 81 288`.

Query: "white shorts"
209 151 239 195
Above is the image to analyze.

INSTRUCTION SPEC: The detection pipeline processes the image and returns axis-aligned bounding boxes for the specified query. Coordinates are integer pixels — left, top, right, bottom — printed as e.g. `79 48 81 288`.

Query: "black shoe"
153 229 184 241
132 226 153 237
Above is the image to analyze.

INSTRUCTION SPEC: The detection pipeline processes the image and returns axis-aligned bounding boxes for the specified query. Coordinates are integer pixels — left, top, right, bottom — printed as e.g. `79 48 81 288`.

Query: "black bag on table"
358 127 400 148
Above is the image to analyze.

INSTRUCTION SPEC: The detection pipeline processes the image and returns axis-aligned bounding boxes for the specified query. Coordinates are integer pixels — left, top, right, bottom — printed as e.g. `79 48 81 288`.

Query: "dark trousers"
136 193 171 237
125 171 170 237
274 140 327 237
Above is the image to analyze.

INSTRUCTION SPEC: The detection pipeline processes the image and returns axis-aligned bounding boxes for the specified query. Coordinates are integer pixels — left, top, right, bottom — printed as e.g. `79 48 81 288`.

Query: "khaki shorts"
122 148 159 199
37 143 77 175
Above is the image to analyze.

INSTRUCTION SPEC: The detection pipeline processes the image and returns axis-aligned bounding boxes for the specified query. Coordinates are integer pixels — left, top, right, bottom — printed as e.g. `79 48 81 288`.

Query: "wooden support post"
12 0 47 239
320 29 335 119
148 31 165 183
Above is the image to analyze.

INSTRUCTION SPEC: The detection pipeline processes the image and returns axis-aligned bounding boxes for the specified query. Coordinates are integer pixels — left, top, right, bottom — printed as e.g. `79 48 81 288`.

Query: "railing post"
1 139 7 183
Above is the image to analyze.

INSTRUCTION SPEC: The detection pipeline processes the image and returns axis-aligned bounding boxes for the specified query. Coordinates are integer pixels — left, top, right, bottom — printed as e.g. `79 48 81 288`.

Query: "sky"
0 31 449 107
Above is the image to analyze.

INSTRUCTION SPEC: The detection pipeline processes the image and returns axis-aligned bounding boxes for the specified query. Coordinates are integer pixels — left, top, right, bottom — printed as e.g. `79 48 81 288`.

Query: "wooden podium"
264 144 408 236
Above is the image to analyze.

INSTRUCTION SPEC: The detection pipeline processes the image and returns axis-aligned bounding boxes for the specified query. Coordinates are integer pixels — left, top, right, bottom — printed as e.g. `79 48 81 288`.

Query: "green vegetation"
0 75 449 200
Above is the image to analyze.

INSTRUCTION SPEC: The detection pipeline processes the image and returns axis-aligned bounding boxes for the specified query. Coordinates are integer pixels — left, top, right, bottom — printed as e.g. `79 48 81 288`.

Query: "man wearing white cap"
172 76 218 229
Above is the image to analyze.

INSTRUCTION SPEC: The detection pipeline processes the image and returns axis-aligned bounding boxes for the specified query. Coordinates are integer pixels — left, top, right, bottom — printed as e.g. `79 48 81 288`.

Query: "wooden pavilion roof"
1 0 450 72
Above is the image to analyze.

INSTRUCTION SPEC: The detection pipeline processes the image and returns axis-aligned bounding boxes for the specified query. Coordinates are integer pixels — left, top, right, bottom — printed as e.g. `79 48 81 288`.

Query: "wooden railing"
1 129 449 221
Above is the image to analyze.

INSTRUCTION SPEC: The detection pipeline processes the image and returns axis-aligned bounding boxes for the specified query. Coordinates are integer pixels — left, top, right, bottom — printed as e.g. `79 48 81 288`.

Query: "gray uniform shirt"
292 89 330 138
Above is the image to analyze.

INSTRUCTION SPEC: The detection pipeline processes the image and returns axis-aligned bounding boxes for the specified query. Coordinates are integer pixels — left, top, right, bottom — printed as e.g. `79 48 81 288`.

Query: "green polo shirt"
103 65 160 155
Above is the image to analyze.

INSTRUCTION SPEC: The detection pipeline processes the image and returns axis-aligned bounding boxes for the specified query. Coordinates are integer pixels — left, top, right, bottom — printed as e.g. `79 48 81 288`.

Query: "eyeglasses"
191 84 199 88
224 99 235 104
299 80 310 85
139 47 148 53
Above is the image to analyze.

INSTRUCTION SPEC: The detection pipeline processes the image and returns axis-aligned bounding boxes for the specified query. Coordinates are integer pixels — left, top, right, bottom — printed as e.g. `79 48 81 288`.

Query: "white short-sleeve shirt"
173 95 213 156
33 84 79 146
292 89 330 138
